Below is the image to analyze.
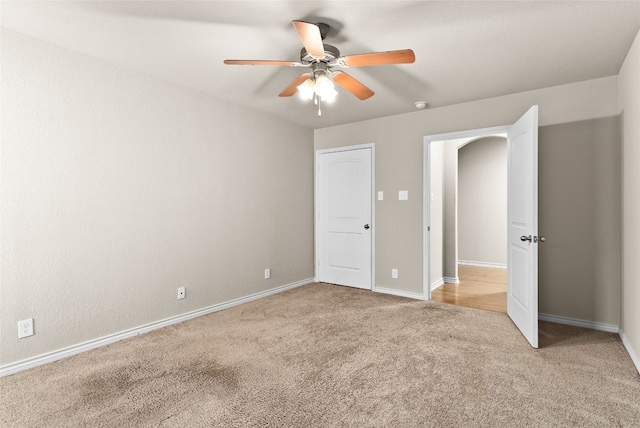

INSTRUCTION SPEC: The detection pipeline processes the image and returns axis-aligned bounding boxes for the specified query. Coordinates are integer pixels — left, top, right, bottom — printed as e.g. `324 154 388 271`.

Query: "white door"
317 147 372 289
507 105 539 348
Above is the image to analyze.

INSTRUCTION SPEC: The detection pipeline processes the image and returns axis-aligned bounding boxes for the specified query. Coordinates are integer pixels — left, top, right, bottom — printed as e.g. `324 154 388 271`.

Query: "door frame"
423 126 510 299
315 143 376 289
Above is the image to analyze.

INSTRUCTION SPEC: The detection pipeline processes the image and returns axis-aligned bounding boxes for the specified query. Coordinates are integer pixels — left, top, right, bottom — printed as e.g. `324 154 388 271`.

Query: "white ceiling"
2 1 639 129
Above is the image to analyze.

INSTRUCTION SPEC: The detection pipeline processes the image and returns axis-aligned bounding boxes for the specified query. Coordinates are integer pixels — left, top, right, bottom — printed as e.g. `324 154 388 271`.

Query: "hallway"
431 265 507 313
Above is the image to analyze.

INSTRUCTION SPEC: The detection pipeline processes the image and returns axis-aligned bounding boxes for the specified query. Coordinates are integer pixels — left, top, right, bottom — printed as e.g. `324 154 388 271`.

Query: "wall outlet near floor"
392 269 398 279
18 318 34 339
177 287 186 300
264 268 271 280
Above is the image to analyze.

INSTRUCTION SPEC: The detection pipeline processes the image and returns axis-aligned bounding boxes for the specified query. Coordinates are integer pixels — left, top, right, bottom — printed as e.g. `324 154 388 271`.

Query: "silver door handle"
520 235 532 242
364 224 370 230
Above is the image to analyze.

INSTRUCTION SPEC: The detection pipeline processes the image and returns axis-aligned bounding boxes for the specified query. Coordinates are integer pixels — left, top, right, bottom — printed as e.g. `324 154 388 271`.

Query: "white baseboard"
620 330 640 375
537 314 639 374
373 286 426 301
0 278 314 378
538 313 619 333
459 260 507 269
431 278 444 292
444 277 459 284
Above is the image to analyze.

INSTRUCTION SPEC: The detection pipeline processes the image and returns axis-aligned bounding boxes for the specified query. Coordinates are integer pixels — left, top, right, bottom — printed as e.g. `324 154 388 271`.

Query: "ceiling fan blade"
279 73 311 97
333 72 375 100
292 20 325 59
340 49 415 67
224 59 299 66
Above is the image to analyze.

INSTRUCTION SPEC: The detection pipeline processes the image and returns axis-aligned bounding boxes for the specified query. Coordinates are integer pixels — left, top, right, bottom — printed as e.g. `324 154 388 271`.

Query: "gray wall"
442 140 460 280
315 75 622 326
458 137 507 266
538 117 621 324
1 30 315 366
619 29 640 369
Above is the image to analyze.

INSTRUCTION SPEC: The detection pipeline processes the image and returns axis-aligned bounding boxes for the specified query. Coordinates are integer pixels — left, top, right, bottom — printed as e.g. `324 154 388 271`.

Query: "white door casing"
316 146 373 289
507 105 539 348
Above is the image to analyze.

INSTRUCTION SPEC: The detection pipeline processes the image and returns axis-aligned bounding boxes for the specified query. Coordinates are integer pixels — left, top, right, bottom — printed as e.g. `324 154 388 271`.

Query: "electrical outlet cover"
177 287 186 300
18 318 34 338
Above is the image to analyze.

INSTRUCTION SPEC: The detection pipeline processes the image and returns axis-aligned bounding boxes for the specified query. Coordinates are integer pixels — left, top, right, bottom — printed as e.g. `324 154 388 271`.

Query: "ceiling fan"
224 20 415 115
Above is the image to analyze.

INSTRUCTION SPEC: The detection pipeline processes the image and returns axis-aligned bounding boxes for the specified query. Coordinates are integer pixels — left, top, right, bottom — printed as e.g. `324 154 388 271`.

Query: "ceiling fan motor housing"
300 44 341 64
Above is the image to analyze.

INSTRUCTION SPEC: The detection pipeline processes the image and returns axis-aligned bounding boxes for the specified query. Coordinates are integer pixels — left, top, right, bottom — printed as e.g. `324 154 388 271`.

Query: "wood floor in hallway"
431 264 507 313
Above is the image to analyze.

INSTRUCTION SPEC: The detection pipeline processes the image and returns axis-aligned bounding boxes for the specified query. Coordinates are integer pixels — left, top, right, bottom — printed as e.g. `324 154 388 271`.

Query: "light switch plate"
399 190 409 200
377 191 384 201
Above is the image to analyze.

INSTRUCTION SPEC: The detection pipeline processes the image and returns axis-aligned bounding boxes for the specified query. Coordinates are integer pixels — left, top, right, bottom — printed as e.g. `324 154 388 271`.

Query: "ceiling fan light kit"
312 74 338 100
297 72 337 116
224 20 415 117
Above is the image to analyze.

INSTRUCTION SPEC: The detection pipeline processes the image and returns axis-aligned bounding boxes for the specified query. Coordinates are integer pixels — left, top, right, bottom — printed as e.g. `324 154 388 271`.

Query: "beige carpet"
1 283 639 427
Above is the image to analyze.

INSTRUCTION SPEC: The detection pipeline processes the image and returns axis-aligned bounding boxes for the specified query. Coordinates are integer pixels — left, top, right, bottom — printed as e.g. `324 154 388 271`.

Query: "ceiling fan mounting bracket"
316 22 331 40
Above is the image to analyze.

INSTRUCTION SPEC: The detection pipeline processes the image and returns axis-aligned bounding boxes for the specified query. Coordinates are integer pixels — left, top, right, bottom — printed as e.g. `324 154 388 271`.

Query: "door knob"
520 235 532 242
364 224 370 230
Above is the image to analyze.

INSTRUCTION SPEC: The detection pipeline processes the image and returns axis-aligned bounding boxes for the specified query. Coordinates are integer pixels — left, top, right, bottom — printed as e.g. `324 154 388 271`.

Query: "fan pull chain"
318 97 322 116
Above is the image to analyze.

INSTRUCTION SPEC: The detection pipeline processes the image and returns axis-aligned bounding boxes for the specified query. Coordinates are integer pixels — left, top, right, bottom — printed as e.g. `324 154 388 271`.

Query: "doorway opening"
423 106 540 348
423 126 510 300
427 134 508 313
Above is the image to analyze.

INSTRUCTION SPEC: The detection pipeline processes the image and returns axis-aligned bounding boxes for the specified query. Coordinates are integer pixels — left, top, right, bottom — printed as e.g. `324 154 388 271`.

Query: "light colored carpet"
1 283 639 427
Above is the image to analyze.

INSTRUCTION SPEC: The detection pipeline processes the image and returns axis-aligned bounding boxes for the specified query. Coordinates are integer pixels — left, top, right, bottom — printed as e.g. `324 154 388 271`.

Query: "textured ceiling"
2 1 640 129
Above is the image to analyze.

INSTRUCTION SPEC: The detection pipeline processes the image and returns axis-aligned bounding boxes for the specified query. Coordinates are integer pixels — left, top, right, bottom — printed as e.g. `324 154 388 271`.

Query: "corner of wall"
618 28 640 374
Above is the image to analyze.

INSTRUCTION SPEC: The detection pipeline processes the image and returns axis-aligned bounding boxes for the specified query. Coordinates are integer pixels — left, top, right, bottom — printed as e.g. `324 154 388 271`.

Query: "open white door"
507 105 539 348
317 147 372 289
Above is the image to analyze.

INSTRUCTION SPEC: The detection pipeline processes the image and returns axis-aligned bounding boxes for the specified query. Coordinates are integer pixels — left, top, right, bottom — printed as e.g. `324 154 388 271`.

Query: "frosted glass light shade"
314 74 336 100
297 79 315 100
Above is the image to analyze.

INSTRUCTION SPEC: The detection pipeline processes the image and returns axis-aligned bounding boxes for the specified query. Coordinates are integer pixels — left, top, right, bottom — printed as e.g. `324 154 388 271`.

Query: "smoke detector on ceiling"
414 101 428 109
